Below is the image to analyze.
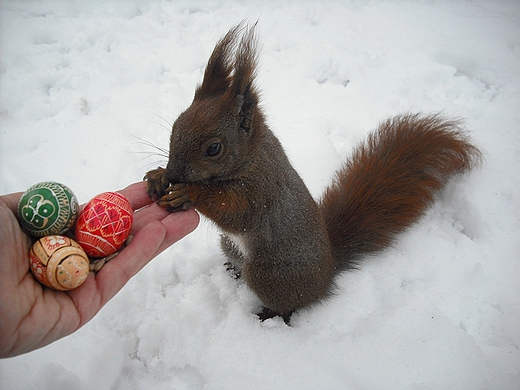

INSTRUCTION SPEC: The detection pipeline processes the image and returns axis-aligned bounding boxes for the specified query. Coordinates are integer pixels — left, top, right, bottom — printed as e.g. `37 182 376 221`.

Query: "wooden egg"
75 192 133 258
29 235 90 291
18 181 78 237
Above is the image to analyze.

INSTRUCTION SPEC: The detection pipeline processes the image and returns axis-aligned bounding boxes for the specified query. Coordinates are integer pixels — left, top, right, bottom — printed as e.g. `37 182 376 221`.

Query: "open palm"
0 181 199 358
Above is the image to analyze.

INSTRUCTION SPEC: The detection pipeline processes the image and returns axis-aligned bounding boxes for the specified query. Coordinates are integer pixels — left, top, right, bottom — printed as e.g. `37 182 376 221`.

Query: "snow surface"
1 1 519 389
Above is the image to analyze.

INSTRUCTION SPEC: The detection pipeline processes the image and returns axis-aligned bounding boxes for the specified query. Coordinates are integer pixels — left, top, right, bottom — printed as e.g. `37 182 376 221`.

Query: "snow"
1 1 519 389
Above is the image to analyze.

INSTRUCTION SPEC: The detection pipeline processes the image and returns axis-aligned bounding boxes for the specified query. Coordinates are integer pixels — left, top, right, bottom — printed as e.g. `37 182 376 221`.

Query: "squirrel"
144 24 481 323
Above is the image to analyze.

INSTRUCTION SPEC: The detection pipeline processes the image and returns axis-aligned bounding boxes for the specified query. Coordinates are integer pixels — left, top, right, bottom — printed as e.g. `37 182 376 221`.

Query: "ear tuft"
229 24 258 98
194 22 259 102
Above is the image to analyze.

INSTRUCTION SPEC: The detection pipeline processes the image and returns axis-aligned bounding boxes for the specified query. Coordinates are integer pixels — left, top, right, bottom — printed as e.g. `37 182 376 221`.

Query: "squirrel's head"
164 23 261 185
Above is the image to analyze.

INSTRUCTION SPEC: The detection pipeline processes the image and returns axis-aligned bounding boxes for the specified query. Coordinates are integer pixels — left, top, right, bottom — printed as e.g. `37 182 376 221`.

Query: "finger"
130 202 171 235
0 199 33 281
151 208 200 257
117 181 155 211
2 183 152 217
2 182 150 215
78 181 168 236
0 192 23 215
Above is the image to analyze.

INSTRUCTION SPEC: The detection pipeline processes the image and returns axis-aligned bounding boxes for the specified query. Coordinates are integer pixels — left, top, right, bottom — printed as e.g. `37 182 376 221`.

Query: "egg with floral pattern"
29 235 89 291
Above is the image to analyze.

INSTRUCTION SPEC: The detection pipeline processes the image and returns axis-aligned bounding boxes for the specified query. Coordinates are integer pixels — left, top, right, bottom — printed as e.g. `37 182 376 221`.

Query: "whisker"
153 113 174 129
141 112 175 134
132 151 169 159
131 159 168 178
131 135 169 156
121 148 168 164
146 120 171 133
141 160 167 170
127 116 174 177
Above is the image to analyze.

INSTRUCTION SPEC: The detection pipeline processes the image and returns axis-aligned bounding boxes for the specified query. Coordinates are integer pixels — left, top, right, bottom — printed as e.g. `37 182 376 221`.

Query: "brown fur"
145 24 481 321
321 114 481 270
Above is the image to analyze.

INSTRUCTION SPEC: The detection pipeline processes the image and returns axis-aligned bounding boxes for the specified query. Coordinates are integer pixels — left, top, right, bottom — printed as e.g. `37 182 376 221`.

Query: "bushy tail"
319 113 481 271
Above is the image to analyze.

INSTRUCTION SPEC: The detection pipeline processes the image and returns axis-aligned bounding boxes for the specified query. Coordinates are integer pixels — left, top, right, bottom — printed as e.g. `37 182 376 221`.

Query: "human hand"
0 181 199 358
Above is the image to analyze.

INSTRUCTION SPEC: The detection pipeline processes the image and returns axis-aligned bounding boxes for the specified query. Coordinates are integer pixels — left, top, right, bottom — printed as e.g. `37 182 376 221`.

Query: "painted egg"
17 181 78 237
29 235 90 291
75 192 133 258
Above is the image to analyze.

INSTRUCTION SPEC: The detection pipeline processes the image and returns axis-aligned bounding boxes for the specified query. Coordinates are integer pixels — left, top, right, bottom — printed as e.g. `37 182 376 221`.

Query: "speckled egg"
29 235 90 291
17 181 78 237
75 192 133 258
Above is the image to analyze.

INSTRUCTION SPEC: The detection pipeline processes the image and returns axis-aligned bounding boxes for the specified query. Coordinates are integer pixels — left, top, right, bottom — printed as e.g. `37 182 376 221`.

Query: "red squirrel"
144 24 481 323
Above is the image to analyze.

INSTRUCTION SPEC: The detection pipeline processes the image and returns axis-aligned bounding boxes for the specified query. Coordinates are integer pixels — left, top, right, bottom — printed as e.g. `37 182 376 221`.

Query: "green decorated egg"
17 181 79 237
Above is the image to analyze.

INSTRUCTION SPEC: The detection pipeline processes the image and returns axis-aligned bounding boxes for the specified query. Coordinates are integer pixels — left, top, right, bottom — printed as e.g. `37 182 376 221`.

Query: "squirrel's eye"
205 142 222 157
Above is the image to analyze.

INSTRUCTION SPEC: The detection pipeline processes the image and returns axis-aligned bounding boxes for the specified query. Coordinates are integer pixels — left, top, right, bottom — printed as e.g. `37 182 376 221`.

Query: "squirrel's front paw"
157 183 192 212
144 167 170 200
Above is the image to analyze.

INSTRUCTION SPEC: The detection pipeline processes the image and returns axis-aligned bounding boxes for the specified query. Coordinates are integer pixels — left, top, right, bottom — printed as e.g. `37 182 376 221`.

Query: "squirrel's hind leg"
257 307 293 325
221 235 245 279
220 234 294 324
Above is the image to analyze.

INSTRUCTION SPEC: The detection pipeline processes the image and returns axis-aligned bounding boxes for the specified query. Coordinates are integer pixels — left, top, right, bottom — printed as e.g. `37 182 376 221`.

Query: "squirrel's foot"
144 167 170 200
157 183 192 212
257 307 293 325
224 261 241 279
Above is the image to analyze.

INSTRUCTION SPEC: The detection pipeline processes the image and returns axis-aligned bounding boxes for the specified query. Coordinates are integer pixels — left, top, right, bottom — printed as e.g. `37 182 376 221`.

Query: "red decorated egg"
29 235 90 291
75 192 133 258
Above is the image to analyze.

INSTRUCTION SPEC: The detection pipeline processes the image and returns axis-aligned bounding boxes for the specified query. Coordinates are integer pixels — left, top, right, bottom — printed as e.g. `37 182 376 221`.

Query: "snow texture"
1 1 519 389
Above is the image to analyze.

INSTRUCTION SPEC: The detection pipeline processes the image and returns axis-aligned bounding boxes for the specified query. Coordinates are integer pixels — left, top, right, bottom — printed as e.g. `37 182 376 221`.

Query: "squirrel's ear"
229 24 259 133
194 21 259 132
230 25 258 98
194 26 239 100
236 86 256 133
